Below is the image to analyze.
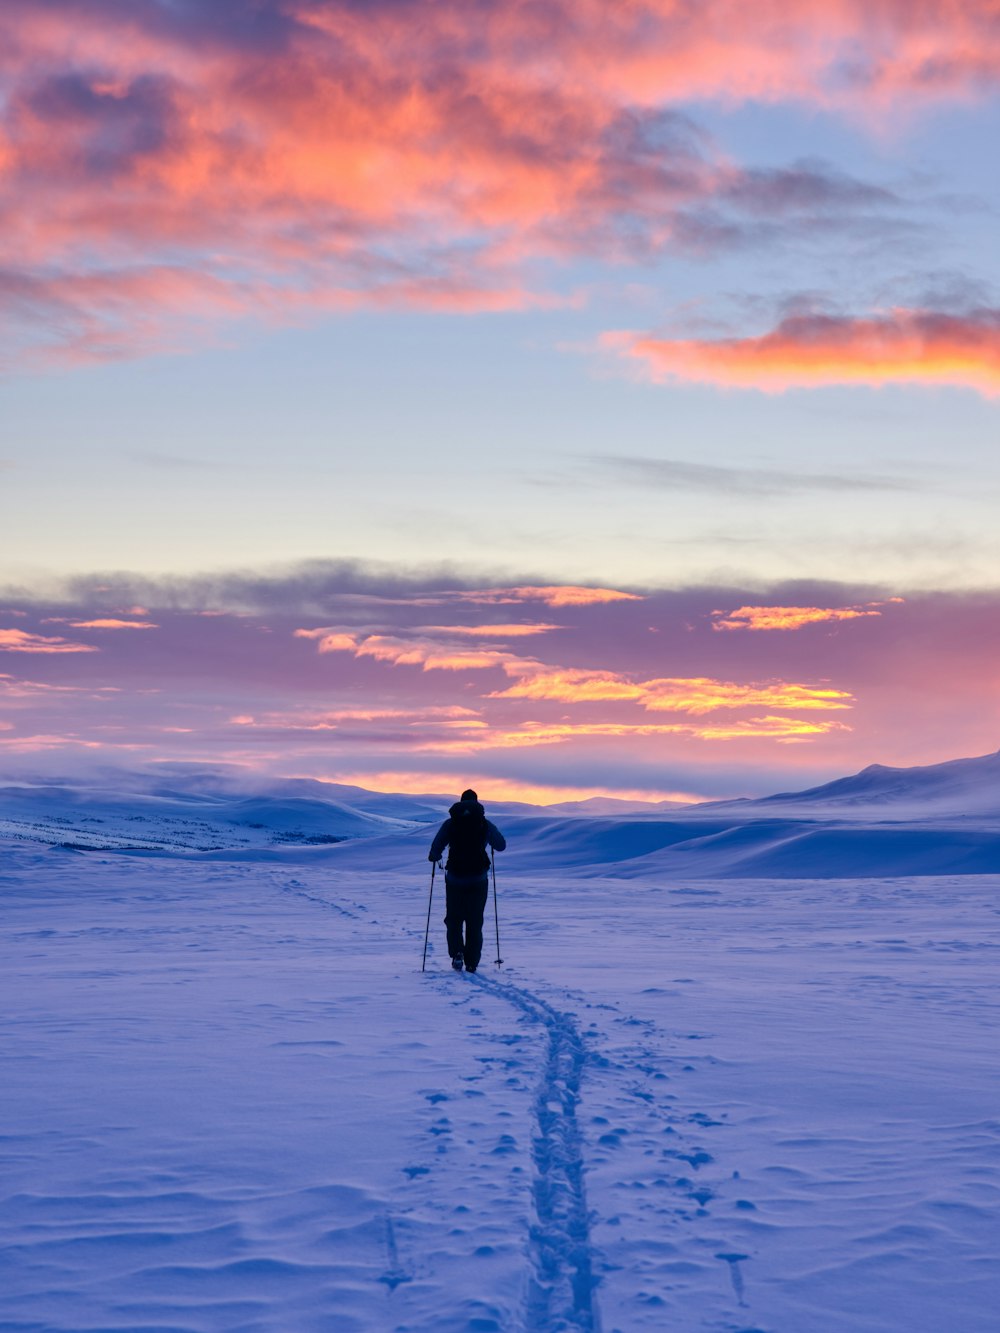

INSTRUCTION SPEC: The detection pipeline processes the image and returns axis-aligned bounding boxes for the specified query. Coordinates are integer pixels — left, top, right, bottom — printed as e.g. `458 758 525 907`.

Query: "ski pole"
491 850 503 967
422 861 437 972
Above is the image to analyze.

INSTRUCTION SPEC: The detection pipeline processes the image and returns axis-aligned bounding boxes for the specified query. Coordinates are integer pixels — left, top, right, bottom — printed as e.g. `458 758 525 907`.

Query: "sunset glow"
2 0 998 799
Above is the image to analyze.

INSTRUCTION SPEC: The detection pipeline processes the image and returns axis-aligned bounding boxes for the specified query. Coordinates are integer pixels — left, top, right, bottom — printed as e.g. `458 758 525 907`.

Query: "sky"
1 0 999 801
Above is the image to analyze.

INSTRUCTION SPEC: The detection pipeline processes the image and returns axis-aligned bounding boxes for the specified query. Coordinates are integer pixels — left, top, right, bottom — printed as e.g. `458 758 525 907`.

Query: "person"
428 788 506 972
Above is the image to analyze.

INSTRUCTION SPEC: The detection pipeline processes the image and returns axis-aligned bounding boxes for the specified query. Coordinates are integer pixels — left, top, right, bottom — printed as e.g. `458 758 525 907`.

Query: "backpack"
447 800 490 875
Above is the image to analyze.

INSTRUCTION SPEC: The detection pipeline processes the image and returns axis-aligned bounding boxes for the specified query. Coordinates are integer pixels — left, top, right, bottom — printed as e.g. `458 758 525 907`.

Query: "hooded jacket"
428 798 506 877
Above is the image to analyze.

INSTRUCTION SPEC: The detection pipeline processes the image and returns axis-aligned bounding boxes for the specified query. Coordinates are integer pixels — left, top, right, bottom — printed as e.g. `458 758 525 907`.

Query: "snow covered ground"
2 761 1000 1331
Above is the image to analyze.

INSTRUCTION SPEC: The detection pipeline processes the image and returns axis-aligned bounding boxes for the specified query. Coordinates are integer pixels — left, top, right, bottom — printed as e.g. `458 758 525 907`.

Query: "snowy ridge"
3 747 1000 875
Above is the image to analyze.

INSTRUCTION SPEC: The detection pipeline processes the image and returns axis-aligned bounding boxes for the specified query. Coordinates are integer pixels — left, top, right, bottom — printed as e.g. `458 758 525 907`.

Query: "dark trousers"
444 874 489 970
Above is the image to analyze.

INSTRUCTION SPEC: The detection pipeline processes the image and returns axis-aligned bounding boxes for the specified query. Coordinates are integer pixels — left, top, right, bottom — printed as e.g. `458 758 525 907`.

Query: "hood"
450 799 485 819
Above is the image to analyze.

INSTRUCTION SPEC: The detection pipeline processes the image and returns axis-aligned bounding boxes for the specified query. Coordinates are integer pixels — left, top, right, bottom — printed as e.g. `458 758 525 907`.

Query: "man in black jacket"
428 789 506 972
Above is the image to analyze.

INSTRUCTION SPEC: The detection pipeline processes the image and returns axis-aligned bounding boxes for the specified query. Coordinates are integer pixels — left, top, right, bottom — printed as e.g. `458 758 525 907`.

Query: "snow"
2 757 1000 1331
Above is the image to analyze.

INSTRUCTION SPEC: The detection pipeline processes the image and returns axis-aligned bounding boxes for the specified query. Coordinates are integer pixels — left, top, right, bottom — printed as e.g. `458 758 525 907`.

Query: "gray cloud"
588 455 924 497
724 159 899 215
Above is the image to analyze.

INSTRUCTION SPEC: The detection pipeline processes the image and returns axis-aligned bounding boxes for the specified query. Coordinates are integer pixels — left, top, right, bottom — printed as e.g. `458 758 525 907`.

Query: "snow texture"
2 754 999 1331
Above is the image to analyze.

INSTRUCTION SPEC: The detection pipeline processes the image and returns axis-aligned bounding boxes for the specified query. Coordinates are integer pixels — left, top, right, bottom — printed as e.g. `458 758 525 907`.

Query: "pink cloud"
70 618 159 630
0 628 98 654
6 2 984 362
417 623 563 637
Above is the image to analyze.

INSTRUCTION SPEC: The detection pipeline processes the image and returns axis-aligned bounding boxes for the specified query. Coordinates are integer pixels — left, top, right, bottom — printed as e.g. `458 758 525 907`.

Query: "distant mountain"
535 795 693 817
727 748 1000 818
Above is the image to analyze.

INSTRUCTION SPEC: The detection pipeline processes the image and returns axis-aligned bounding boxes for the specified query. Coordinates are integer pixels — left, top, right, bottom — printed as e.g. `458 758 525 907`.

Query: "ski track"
278 876 750 1331
280 875 602 1331
472 973 601 1333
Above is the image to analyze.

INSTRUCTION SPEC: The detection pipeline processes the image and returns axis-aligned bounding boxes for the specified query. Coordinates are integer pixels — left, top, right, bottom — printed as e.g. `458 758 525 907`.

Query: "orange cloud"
607 309 1000 396
681 715 850 742
639 678 853 713
712 604 883 631
492 669 852 713
0 628 98 654
297 623 854 717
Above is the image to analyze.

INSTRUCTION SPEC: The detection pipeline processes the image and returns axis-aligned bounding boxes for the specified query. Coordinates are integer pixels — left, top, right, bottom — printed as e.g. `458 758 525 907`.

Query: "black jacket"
428 798 506 875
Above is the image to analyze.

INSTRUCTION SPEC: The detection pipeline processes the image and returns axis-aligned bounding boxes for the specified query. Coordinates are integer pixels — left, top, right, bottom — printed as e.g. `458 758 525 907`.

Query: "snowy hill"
722 747 1000 818
0 782 423 852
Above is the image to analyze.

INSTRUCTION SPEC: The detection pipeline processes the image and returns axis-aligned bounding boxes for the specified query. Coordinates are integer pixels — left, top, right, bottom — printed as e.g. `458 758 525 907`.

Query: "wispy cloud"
491 669 853 713
299 629 532 673
591 456 922 497
0 675 118 697
711 604 889 631
230 705 480 731
463 586 644 608
409 715 850 751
